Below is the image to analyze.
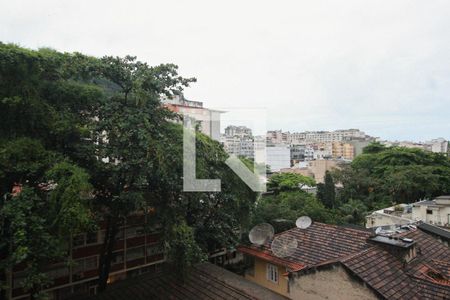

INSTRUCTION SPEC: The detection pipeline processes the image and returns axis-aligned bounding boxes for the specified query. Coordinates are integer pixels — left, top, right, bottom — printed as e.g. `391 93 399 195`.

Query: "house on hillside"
238 222 450 300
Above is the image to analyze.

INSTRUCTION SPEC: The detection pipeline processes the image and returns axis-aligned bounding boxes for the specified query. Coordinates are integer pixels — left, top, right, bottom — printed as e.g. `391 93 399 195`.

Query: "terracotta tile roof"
239 222 450 300
341 247 420 299
242 222 371 266
237 246 304 271
82 263 288 300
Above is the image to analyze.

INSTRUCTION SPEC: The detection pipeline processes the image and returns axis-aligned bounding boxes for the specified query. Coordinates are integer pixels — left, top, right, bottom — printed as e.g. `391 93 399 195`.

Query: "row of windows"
13 244 165 288
73 225 162 248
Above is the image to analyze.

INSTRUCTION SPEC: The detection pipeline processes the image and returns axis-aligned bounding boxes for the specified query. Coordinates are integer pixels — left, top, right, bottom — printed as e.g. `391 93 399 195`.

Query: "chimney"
369 235 417 263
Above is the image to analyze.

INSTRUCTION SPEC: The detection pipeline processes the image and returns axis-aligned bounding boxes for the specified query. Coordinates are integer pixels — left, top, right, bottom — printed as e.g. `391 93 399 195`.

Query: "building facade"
266 145 291 172
163 94 222 141
366 196 450 229
10 214 165 300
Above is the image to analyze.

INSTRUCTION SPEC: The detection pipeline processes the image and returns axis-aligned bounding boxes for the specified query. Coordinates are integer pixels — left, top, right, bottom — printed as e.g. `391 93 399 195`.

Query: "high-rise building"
266 144 291 172
162 94 222 141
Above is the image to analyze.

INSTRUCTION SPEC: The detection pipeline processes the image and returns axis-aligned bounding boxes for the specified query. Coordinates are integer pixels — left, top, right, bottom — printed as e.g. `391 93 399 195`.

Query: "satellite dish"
249 223 275 245
271 235 298 258
295 216 312 229
375 227 382 235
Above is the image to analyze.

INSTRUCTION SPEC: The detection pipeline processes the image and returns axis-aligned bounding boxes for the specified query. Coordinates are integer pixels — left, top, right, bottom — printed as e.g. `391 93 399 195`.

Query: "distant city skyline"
2 0 449 142
220 121 447 143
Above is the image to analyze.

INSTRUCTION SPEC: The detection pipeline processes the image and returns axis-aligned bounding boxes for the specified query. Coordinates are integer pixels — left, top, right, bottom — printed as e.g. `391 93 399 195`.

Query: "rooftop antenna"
295 216 312 229
271 235 298 258
249 223 275 246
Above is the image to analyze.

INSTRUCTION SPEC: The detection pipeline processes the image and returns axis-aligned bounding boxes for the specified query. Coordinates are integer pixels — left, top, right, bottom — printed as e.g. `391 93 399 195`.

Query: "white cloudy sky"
1 0 450 141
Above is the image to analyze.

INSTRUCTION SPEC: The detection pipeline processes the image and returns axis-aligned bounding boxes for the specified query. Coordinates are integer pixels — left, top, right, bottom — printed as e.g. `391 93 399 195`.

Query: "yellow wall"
290 266 378 300
244 257 290 297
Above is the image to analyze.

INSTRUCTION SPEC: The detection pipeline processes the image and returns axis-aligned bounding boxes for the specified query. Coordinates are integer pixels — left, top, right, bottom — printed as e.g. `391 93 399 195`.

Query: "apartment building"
221 135 255 158
274 129 367 144
10 214 165 300
266 144 291 172
331 142 355 160
224 125 252 138
266 130 288 144
380 138 449 154
162 94 222 141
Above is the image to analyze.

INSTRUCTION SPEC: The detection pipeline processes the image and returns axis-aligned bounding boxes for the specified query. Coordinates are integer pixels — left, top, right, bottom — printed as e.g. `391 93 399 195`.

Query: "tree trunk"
97 216 118 292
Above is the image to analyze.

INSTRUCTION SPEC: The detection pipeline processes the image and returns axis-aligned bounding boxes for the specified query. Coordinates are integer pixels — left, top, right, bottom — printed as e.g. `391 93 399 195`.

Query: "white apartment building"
266 144 291 172
380 138 449 154
426 138 448 153
224 125 252 138
268 129 367 145
221 135 254 158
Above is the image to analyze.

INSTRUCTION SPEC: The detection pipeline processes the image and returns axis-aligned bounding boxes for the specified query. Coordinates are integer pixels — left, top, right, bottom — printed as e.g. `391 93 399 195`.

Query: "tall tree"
317 171 336 209
0 44 97 299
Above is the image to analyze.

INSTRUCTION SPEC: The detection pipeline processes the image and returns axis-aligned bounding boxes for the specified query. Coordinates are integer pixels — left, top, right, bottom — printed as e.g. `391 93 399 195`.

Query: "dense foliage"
251 173 337 232
333 142 450 210
0 43 257 298
251 145 450 231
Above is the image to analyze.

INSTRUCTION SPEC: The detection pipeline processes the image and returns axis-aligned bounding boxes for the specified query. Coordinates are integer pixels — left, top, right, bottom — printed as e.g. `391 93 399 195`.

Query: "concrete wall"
366 212 412 228
308 160 339 183
289 266 378 300
412 204 450 227
244 258 289 297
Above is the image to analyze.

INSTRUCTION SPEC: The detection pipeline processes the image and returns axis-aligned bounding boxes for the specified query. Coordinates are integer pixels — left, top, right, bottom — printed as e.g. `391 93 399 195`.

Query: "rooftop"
417 221 450 240
239 222 450 300
82 263 287 300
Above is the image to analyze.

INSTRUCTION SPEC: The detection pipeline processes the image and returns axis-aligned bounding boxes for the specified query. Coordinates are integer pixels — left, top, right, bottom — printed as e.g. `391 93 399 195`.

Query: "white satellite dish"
375 227 382 235
249 223 275 245
295 216 312 229
271 235 298 258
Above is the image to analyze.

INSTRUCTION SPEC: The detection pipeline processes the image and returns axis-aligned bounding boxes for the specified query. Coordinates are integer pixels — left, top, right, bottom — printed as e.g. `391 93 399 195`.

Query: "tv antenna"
296 216 312 229
248 223 275 245
271 235 298 258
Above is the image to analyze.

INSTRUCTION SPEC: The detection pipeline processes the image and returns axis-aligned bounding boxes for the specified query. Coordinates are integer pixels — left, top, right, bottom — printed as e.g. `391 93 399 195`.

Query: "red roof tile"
239 222 450 300
237 246 304 271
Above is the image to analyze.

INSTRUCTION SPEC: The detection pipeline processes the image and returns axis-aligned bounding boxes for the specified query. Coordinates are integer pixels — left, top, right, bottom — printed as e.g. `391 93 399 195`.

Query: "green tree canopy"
267 172 316 193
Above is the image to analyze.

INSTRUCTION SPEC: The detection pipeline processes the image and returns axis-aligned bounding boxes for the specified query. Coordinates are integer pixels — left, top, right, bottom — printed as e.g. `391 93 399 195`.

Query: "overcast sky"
1 0 450 141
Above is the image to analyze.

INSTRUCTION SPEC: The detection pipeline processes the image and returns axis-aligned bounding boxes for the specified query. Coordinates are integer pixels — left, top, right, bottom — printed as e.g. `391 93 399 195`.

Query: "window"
427 209 433 215
86 232 98 245
73 234 85 247
99 229 124 243
125 226 145 239
111 251 124 265
73 232 99 248
46 263 69 279
13 271 26 288
73 256 98 274
266 263 278 283
146 243 164 256
126 246 145 261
